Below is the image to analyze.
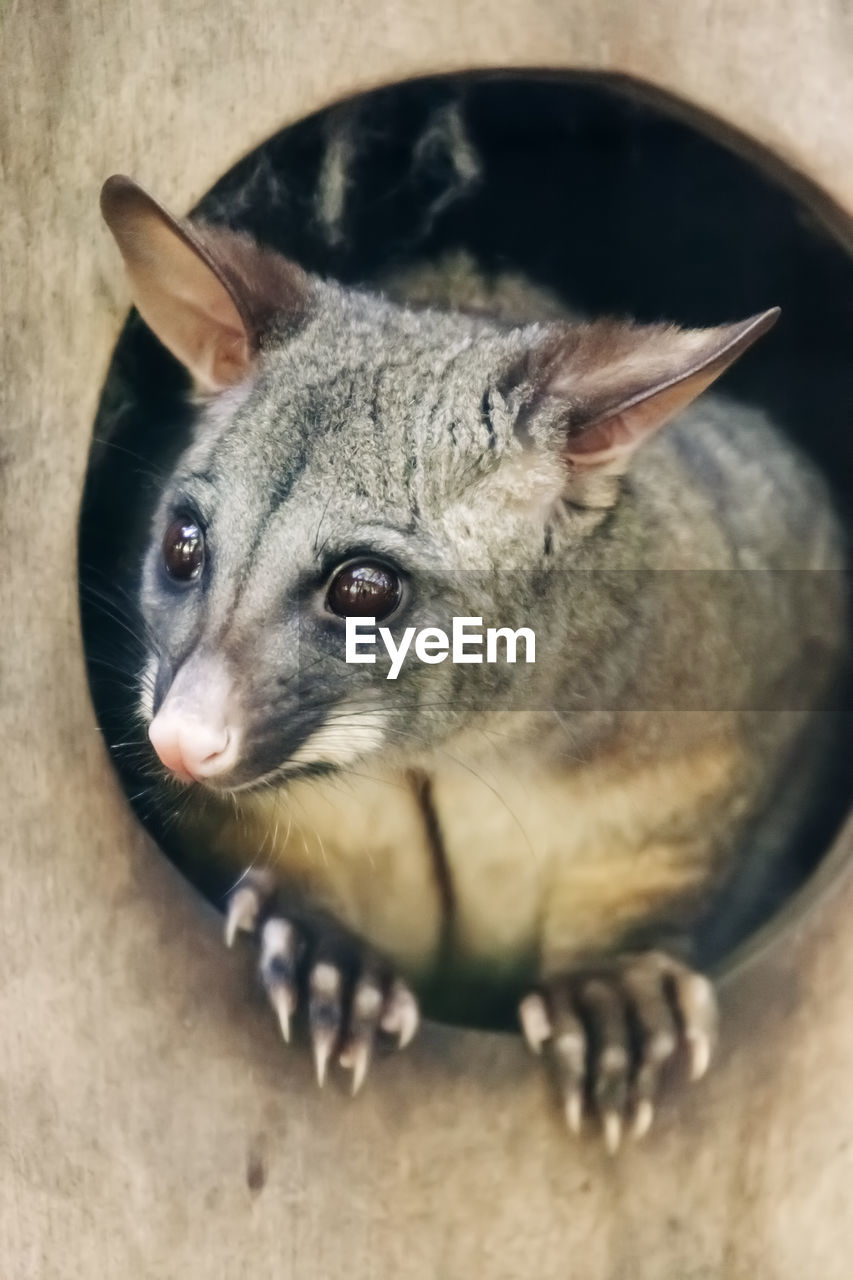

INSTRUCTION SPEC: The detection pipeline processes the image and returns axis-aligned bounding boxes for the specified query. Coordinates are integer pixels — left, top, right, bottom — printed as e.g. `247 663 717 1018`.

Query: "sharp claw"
603 1111 622 1155
676 972 717 1081
224 886 260 947
380 982 419 1049
688 1032 711 1081
632 1099 654 1140
519 993 552 1054
259 918 299 1044
564 1092 583 1136
309 963 343 1088
396 998 419 1049
313 1028 334 1087
342 982 382 1095
349 1042 371 1096
269 985 294 1044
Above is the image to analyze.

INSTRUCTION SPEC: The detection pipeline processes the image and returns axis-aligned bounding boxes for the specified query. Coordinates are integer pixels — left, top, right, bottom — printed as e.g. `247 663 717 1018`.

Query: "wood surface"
2 1 853 1275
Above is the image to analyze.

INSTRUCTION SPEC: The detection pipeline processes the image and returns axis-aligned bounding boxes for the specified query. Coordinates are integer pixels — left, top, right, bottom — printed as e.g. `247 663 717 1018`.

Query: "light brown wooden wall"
2 2 853 1276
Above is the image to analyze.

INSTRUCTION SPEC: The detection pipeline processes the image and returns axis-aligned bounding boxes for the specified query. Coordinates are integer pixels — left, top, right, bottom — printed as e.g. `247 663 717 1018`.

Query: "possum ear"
100 175 310 392
515 309 779 505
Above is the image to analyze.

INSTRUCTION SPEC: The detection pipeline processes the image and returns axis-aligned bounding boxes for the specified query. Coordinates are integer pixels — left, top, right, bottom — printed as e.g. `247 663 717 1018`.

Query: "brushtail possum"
99 174 848 1151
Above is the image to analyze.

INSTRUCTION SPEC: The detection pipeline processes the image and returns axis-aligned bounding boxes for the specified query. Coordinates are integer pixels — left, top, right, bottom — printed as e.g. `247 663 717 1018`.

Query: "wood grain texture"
1 1 853 1275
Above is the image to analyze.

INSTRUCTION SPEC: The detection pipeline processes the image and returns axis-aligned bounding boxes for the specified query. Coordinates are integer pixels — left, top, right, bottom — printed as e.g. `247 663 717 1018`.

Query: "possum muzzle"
148 653 241 784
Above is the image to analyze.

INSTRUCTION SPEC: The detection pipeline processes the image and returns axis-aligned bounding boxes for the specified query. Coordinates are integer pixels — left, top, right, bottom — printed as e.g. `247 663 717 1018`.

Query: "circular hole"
79 72 853 1029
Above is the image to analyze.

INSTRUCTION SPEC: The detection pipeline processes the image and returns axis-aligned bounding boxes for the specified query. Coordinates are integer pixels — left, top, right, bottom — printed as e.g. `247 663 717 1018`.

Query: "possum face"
137 301 556 789
102 176 776 792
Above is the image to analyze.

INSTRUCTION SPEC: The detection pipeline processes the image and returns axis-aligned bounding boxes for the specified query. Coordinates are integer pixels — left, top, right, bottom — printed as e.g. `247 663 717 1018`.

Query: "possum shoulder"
631 392 847 573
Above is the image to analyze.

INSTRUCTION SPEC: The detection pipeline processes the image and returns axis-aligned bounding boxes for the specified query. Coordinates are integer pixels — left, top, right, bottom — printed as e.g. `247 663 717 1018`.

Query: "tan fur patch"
191 722 744 988
199 765 444 979
427 731 744 975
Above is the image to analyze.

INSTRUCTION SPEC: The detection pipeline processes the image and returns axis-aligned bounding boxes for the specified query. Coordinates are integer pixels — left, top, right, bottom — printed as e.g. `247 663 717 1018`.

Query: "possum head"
101 176 777 791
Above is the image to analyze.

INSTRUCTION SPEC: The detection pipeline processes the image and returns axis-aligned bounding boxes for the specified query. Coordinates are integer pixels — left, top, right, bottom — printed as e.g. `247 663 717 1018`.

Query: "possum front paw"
519 951 717 1153
225 870 419 1094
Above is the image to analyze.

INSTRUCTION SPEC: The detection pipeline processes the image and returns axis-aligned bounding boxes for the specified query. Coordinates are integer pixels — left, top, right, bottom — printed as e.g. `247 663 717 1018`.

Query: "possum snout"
148 654 241 785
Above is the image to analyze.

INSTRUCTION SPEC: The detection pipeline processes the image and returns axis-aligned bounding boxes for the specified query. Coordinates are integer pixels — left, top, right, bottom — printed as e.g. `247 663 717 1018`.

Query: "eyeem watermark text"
346 616 536 680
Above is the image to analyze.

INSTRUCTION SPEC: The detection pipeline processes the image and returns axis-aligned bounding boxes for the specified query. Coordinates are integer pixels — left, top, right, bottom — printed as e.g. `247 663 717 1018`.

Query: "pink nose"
147 654 239 784
148 712 236 783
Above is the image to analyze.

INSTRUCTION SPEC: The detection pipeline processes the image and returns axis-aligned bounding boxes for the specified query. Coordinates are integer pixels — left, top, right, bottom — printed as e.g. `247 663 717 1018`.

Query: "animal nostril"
149 713 236 782
198 728 230 765
147 655 238 783
182 723 233 778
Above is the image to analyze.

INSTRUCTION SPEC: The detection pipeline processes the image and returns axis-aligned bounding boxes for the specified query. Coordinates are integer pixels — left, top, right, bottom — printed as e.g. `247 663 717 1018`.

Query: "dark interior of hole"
80 73 853 1023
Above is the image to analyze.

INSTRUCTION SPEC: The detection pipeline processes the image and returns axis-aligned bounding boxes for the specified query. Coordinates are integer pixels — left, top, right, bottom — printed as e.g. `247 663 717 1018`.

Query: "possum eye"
162 516 205 583
326 561 402 619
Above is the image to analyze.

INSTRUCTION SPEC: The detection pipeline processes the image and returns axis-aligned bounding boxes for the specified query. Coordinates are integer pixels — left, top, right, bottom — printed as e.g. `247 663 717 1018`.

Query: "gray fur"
114 197 848 992
142 273 845 770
